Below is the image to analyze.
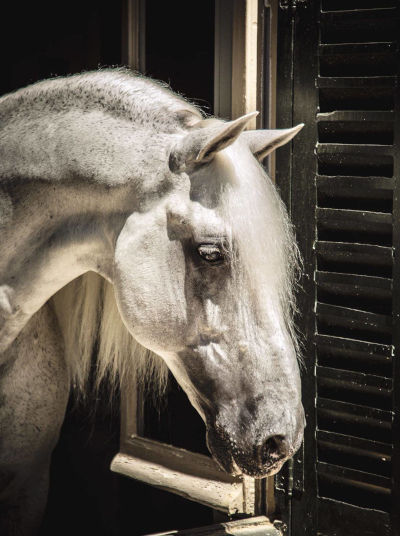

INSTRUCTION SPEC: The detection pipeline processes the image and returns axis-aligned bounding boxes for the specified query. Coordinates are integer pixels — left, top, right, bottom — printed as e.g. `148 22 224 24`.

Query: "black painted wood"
317 429 392 477
389 2 400 533
275 0 399 534
318 76 396 89
275 2 319 535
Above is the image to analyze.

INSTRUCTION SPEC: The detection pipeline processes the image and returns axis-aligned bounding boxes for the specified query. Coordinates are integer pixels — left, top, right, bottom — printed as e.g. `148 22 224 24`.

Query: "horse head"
113 113 305 477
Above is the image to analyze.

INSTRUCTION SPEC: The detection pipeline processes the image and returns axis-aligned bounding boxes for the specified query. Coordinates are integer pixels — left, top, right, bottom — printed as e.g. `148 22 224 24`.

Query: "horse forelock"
213 145 302 358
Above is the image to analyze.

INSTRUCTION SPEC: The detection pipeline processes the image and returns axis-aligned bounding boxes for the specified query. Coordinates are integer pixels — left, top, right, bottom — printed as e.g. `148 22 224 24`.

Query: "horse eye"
197 244 224 264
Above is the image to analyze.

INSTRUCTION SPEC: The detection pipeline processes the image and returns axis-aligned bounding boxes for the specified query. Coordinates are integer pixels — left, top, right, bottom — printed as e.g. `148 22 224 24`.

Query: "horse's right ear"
242 124 304 161
169 112 258 173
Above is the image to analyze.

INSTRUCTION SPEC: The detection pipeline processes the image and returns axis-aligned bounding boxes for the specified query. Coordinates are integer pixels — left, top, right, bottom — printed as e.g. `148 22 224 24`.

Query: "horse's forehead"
188 201 229 238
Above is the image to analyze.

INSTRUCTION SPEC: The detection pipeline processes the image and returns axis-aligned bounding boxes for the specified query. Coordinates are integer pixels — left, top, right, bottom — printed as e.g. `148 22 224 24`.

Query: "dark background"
0 1 217 534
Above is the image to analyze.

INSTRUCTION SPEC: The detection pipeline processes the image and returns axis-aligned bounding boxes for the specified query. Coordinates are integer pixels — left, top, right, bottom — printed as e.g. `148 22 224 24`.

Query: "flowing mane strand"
52 273 169 395
215 144 302 359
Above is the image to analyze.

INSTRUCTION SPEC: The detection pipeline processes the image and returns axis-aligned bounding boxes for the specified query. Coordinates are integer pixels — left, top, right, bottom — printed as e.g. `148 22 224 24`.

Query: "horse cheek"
114 213 188 353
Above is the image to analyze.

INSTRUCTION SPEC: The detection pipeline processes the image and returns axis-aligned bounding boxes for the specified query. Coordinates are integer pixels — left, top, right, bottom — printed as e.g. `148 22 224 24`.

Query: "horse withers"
0 70 304 534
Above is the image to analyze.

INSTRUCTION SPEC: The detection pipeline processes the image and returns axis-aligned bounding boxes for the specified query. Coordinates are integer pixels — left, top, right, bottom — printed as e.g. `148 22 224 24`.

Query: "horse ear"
169 112 258 173
242 124 304 161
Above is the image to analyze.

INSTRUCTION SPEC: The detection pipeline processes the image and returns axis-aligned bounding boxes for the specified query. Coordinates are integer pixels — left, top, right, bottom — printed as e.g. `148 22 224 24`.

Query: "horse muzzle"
206 408 305 478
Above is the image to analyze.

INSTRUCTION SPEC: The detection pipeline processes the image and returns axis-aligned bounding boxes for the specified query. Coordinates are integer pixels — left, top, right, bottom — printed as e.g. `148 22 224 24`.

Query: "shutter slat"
317 398 392 444
317 273 391 313
315 333 392 358
317 366 392 391
317 365 392 411
316 334 392 377
317 461 391 512
319 42 397 78
316 241 392 277
319 86 394 113
320 10 397 45
317 111 394 122
316 271 391 291
316 271 391 315
317 461 391 491
316 302 392 344
318 76 396 89
317 209 392 247
321 7 397 18
317 430 392 480
318 397 392 423
322 0 397 11
317 176 393 219
317 143 393 156
317 113 394 146
319 42 396 56
317 145 393 177
317 429 392 466
317 208 391 229
316 208 392 245
317 175 393 200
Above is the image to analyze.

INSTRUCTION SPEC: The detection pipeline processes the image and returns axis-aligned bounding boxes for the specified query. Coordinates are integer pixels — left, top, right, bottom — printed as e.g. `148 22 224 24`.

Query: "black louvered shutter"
274 2 400 535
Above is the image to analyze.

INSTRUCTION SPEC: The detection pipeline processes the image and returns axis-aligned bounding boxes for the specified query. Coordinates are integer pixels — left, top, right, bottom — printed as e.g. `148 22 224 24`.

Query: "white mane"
52 273 169 395
223 147 301 356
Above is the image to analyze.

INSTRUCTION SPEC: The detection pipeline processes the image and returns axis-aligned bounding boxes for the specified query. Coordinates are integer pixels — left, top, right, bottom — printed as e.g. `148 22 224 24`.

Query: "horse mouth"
206 429 291 478
211 449 288 478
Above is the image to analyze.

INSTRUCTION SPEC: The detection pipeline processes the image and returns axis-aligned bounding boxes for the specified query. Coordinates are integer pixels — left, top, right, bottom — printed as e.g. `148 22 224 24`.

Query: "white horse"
0 69 304 535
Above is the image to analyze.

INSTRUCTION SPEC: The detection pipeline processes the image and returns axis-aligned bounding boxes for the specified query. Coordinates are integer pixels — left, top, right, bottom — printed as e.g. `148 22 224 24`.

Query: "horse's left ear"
242 123 304 161
169 112 258 172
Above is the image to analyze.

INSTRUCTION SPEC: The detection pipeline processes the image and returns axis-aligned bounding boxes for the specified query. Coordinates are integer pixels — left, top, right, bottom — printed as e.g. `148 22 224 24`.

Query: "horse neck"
0 90 174 354
0 174 135 354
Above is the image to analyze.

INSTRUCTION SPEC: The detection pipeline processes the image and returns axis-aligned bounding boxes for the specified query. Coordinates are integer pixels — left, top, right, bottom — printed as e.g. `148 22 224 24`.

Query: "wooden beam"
122 0 145 71
142 516 281 536
111 435 255 515
214 0 234 119
232 0 259 127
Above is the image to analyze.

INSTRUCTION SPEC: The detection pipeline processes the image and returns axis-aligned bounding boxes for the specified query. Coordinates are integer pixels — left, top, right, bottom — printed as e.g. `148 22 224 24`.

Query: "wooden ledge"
111 435 255 515
143 516 282 536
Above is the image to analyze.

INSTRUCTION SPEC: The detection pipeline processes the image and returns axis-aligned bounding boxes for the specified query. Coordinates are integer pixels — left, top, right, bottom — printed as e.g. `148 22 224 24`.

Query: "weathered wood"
214 0 234 120
111 436 255 515
143 515 281 536
231 0 258 127
121 0 145 71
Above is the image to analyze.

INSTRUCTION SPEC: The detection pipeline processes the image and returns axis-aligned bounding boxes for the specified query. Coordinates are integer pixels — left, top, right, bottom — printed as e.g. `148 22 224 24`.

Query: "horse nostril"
260 435 287 465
